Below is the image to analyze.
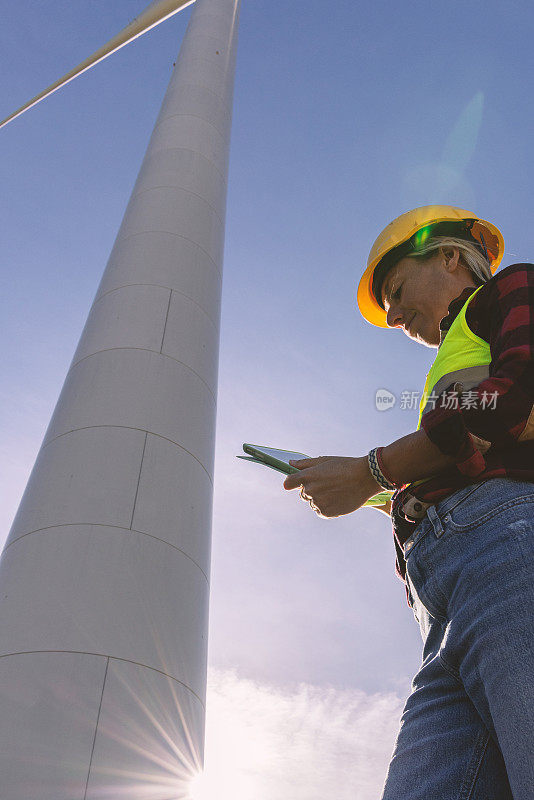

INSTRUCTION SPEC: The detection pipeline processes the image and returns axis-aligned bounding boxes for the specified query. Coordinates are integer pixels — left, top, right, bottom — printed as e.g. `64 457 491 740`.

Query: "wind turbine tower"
0 0 241 797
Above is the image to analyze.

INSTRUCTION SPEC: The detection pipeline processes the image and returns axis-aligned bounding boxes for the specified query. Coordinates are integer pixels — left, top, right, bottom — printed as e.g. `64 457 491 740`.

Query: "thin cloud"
194 668 403 800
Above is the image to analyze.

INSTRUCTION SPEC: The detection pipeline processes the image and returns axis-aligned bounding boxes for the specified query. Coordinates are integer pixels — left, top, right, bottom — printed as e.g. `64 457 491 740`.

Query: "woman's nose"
386 303 404 328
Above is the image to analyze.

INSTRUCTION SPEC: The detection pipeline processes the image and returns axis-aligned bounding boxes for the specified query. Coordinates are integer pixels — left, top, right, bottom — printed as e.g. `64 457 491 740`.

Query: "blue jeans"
381 478 534 800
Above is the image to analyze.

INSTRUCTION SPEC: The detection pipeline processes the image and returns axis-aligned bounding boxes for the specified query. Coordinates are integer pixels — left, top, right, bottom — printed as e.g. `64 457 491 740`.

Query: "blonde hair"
409 235 493 285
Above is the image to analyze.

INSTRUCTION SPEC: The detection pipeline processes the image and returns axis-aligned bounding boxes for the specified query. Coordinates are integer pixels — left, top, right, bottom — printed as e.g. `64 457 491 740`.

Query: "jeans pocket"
446 480 534 533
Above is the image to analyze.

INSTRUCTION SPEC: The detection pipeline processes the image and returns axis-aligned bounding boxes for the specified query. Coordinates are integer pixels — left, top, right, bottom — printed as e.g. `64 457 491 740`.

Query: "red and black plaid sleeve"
421 264 534 474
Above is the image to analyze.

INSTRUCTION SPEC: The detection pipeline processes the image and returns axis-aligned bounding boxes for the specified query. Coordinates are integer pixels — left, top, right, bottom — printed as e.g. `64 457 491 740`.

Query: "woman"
283 205 534 799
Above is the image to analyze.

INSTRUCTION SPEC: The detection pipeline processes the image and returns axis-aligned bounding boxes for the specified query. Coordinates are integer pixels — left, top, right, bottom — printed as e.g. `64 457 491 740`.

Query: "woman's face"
380 248 476 347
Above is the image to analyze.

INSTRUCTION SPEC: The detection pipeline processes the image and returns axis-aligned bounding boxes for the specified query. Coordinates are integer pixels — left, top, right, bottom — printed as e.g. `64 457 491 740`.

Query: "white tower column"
0 0 240 797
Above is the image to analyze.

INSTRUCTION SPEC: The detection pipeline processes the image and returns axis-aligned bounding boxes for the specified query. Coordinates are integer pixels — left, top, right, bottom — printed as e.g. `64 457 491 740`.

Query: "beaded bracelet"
367 447 397 491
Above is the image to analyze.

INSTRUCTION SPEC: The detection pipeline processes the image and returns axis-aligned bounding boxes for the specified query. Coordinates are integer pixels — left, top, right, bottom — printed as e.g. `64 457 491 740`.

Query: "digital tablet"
237 443 394 506
237 444 310 475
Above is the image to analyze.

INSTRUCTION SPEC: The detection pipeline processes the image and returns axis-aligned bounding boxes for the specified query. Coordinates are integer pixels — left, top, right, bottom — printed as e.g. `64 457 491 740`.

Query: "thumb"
289 456 332 468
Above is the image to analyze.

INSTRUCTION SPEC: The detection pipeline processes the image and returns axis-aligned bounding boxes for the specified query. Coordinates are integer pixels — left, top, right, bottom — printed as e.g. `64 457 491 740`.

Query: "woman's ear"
440 246 461 273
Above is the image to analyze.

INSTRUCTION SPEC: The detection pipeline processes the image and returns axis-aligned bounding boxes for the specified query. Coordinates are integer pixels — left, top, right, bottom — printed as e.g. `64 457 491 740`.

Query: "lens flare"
413 225 432 250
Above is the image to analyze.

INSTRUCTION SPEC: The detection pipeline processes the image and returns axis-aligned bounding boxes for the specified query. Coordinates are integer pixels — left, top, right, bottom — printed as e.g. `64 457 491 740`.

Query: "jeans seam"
461 728 491 800
407 553 446 623
405 523 431 557
438 651 462 683
413 535 449 620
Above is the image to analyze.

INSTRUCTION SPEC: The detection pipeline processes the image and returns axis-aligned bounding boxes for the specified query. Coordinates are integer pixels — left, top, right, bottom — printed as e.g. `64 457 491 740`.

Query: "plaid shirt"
391 263 534 581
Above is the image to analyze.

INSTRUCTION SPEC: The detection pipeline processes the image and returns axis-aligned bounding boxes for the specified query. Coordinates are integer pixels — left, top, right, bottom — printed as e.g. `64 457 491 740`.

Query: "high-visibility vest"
416 284 491 430
405 285 492 494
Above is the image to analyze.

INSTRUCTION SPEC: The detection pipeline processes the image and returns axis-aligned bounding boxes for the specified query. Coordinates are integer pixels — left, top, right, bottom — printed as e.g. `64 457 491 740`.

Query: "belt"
399 492 433 522
391 484 435 523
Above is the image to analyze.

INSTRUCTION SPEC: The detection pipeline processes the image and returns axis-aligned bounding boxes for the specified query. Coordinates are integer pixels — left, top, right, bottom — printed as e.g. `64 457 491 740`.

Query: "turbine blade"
0 0 196 130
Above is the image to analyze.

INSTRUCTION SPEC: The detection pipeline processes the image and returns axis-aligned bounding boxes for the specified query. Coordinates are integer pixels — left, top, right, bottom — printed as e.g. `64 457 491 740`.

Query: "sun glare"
187 763 255 800
187 769 235 800
187 772 208 800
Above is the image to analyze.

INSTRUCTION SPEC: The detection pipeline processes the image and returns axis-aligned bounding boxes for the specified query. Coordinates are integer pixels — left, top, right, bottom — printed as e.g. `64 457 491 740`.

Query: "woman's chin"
409 322 439 348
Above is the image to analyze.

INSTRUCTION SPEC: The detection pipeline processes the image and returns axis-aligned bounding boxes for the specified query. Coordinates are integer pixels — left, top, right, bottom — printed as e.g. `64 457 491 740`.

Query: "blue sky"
1 0 534 794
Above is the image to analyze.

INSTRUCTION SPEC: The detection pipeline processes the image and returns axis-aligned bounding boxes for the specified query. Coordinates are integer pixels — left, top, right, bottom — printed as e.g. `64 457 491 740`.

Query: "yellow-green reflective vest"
417 284 491 430
405 285 491 494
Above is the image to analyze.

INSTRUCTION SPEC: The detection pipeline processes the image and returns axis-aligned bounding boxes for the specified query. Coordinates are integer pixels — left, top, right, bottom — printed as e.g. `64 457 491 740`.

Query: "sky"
1 0 534 796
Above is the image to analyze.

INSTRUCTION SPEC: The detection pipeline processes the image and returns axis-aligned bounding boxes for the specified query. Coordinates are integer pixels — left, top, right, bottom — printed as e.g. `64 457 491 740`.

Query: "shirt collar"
438 286 477 345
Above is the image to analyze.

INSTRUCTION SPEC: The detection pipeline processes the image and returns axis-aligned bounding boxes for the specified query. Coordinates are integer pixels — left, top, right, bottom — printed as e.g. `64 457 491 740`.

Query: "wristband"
367 447 397 491
376 446 397 487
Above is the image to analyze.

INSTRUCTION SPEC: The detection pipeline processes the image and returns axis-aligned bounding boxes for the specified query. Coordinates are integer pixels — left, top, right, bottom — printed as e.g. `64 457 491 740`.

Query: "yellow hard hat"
357 205 505 328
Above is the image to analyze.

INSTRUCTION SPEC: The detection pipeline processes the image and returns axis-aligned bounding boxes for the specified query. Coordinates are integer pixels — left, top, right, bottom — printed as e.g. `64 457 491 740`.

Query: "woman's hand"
283 456 383 518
